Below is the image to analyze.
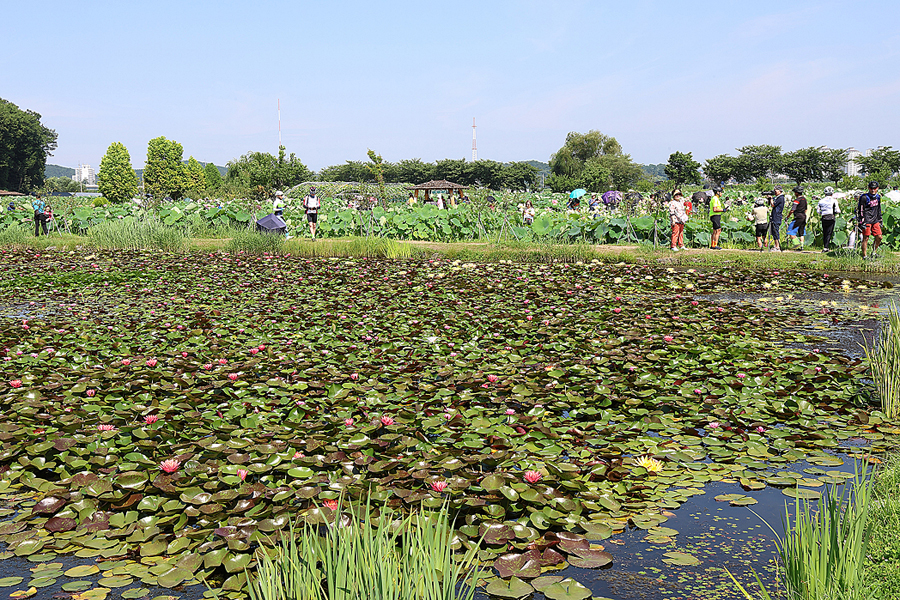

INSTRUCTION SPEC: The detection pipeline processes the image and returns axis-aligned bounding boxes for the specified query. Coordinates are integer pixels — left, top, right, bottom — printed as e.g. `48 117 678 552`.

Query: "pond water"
0 253 898 600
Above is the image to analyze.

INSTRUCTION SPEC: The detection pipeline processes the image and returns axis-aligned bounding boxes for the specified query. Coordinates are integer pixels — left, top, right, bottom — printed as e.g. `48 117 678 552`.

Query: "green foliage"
204 162 223 190
578 158 611 192
97 142 138 203
183 156 206 200
735 145 783 183
856 147 900 181
88 213 187 252
781 147 831 185
244 502 482 600
225 229 285 255
864 454 900 599
0 97 58 193
665 151 702 186
226 146 313 200
144 136 187 201
863 301 900 418
366 149 388 206
41 176 81 194
703 154 740 185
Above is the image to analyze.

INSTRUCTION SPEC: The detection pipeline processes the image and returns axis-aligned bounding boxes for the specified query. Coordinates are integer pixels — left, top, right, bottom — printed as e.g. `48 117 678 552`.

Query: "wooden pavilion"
407 180 467 201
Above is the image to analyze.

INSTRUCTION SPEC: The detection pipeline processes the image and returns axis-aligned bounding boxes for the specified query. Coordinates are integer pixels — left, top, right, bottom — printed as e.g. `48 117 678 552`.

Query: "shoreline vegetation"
1 230 898 275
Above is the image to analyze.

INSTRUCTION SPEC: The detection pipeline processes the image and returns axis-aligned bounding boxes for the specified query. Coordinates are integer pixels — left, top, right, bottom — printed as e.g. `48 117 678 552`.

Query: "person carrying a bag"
302 186 321 239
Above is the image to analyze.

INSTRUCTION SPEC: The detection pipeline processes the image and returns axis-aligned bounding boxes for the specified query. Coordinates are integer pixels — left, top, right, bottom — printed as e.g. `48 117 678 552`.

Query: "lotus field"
0 248 898 598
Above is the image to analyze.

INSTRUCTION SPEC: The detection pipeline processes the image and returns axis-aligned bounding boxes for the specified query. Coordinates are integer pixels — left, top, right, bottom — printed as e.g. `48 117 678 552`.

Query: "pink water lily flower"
143 415 159 425
487 374 498 383
755 426 766 433
344 418 355 427
708 421 721 429
121 359 132 366
97 424 116 432
613 308 622 314
160 459 180 473
524 470 542 483
505 409 516 415
250 348 259 355
146 358 158 367
203 363 213 370
380 415 395 426
237 468 249 481
737 373 746 379
86 389 96 397
9 380 22 388
430 481 448 492
218 358 228 365
350 373 359 380
323 499 339 510
228 373 239 381
293 451 304 459
663 335 674 343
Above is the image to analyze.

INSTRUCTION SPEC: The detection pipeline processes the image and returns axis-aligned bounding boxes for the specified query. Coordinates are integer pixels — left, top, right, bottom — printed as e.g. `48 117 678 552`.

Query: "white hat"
274 190 284 197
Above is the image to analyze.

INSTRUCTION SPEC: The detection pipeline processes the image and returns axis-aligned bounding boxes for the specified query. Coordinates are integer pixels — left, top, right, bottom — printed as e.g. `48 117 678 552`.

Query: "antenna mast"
278 99 282 148
472 118 477 161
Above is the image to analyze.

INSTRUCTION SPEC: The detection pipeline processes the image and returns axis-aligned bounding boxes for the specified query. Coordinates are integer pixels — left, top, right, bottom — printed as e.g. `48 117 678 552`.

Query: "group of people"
667 182 886 258
271 189 319 239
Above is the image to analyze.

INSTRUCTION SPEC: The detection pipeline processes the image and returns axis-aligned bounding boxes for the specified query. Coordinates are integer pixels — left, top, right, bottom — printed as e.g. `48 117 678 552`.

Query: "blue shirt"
31 198 46 212
771 194 785 222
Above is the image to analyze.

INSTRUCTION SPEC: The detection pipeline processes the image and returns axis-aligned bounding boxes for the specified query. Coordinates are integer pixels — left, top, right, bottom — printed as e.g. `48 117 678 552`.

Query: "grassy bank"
865 454 900 599
2 229 898 274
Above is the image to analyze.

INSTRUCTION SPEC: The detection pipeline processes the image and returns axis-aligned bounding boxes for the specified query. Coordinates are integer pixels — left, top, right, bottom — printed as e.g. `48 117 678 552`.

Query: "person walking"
768 186 785 252
709 187 725 249
669 189 688 251
816 186 840 252
272 190 285 216
857 181 884 259
785 186 808 250
523 200 535 225
302 186 320 239
748 198 769 251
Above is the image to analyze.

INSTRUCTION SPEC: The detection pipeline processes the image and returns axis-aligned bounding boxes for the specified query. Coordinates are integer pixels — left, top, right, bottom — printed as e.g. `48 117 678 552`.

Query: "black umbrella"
255 213 287 235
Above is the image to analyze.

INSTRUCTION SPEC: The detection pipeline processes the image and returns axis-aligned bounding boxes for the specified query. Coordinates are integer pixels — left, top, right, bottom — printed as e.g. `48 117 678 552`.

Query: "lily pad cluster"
0 249 896 594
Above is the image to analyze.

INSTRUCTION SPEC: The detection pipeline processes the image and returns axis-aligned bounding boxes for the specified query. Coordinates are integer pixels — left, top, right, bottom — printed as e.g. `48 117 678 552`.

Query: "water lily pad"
485 576 533 599
541 578 592 600
783 487 822 500
0 577 24 587
98 576 133 588
61 581 93 592
65 565 101 577
662 551 700 566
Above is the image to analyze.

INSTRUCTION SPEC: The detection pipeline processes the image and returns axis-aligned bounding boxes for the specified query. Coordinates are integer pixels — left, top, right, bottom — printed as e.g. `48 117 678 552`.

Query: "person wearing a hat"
785 186 808 250
302 186 321 239
768 185 785 252
816 187 840 252
272 191 285 216
747 197 769 251
668 190 688 251
856 181 884 259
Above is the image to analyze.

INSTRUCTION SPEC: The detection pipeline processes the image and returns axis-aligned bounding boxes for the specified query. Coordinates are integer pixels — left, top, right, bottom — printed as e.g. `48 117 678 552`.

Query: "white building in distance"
845 148 863 177
72 164 96 186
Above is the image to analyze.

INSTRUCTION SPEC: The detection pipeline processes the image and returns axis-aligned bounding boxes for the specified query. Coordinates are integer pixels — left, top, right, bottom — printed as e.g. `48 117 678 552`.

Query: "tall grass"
864 454 900 599
225 229 286 255
244 501 481 600
284 237 420 259
89 215 187 252
863 302 900 418
729 464 873 600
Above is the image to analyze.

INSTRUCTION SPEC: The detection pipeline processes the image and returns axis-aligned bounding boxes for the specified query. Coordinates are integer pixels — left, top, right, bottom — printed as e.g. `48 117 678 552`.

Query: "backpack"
305 195 320 210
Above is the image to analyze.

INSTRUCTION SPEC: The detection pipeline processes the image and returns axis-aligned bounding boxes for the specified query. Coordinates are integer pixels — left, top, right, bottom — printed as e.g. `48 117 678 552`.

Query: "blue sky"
4 1 899 171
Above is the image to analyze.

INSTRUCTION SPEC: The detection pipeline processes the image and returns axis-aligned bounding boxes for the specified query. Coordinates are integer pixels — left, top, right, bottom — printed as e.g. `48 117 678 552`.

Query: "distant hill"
45 164 76 178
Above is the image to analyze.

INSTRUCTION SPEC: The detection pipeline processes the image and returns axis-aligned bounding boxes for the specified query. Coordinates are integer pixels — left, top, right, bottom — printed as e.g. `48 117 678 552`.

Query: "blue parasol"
569 188 587 199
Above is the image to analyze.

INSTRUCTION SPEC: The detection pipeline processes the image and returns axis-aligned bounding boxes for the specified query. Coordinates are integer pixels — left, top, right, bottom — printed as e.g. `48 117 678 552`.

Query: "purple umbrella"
602 191 622 205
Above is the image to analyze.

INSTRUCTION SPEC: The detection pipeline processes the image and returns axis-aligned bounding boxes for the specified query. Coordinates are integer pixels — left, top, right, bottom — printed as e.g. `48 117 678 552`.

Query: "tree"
97 142 138 203
203 163 222 191
396 159 433 184
578 158 611 192
433 159 468 184
602 154 647 190
549 130 644 191
274 145 313 190
144 137 186 200
735 145 782 183
365 149 388 205
0 98 58 193
502 162 539 191
319 161 368 182
822 148 849 184
226 147 312 200
183 157 206 199
855 146 900 183
41 177 81 194
469 159 505 189
703 154 738 185
781 147 827 185
664 151 702 186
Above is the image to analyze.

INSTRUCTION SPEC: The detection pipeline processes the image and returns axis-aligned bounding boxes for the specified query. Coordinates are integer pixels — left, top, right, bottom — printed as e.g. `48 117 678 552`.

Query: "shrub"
88 214 187 252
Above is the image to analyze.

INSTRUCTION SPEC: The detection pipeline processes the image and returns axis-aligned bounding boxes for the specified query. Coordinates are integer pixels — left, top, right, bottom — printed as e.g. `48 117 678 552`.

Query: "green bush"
89 214 187 252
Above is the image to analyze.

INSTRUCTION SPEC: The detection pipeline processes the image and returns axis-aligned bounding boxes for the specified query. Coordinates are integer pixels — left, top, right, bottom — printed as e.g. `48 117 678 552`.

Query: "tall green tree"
226 147 312 200
203 162 222 191
822 148 849 184
502 162 539 191
664 151 702 186
549 130 644 191
365 149 388 205
274 145 313 190
703 154 739 185
396 159 433 184
578 158 611 192
735 145 783 183
855 146 900 182
433 159 468 184
0 98 58 193
97 142 138 203
144 137 186 201
781 147 827 185
183 157 206 199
